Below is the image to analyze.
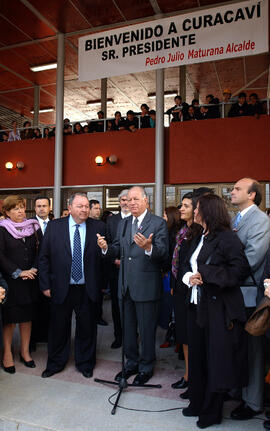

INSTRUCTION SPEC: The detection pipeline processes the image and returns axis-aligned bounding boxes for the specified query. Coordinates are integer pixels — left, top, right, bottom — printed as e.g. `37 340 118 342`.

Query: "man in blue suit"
39 193 105 378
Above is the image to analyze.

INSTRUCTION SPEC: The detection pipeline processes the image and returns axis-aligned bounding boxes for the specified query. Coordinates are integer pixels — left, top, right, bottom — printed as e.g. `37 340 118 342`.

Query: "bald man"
230 178 270 420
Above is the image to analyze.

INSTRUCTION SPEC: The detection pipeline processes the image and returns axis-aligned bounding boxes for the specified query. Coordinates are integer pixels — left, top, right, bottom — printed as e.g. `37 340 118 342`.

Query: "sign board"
78 0 268 81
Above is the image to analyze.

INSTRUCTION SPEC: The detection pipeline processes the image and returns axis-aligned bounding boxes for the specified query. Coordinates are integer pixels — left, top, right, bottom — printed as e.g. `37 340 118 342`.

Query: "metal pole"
179 66 186 101
101 78 107 118
155 69 164 217
53 33 65 218
33 85 40 127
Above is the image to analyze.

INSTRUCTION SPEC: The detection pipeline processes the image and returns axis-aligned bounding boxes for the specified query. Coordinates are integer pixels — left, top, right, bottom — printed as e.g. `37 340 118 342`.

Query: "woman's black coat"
0 227 40 308
178 229 250 392
0 271 8 347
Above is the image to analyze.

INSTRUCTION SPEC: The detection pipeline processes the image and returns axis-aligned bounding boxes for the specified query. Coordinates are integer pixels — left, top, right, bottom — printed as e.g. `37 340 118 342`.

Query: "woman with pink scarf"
0 195 41 374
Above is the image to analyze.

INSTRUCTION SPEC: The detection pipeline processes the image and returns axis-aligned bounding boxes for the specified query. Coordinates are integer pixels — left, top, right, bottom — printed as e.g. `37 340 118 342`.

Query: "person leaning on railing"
8 121 21 142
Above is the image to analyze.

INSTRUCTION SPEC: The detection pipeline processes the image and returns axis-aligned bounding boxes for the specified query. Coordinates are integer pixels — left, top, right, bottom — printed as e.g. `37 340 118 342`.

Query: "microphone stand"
95 220 162 415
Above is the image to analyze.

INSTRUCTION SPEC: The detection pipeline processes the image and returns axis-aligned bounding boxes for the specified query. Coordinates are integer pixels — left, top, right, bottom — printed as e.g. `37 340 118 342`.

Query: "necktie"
43 221 47 233
131 218 138 240
71 224 82 283
233 212 242 229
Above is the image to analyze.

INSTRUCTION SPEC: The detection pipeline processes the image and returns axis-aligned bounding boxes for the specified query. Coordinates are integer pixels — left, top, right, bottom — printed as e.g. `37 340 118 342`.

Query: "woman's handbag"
245 296 270 336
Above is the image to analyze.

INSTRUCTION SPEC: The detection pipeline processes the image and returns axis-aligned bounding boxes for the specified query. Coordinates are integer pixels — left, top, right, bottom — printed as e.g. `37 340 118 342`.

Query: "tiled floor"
0 299 265 430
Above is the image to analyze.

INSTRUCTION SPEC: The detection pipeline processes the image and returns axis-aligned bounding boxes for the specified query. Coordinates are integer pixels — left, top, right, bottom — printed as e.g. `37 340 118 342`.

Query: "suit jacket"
107 211 169 302
38 216 106 304
106 213 122 279
233 205 270 306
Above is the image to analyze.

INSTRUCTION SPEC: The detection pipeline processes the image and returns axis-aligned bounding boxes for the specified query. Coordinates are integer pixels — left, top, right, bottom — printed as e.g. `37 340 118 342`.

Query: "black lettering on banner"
122 47 129 58
154 25 163 37
213 13 224 25
182 18 191 31
235 8 245 21
245 5 256 19
203 15 213 27
123 32 130 43
257 2 261 17
145 27 153 39
85 40 92 51
189 34 196 45
224 10 233 23
168 22 177 34
102 51 108 61
144 42 151 53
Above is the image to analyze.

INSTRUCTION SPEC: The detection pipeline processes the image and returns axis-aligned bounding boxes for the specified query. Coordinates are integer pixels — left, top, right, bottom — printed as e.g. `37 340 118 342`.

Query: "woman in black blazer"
179 194 250 429
0 195 40 374
0 272 8 349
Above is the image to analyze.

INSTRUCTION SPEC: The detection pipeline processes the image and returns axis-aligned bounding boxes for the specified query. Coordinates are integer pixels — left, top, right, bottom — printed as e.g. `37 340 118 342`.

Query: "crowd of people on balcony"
0 90 267 142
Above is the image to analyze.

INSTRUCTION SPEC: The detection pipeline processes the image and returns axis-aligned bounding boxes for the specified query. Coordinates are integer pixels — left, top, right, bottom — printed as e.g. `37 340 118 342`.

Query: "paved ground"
0 299 265 431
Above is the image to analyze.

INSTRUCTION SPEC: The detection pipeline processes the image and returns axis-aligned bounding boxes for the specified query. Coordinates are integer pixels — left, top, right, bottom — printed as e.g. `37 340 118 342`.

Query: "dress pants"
109 276 122 339
31 289 50 344
187 305 224 424
242 307 264 411
121 289 159 373
46 285 97 373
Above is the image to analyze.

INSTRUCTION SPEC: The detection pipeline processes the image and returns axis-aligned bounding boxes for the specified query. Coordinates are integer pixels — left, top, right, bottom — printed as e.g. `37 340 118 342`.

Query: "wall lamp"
95 155 118 166
5 161 25 171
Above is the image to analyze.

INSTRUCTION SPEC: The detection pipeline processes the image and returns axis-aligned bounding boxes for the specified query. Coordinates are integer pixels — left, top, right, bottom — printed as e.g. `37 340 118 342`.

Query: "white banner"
78 0 268 81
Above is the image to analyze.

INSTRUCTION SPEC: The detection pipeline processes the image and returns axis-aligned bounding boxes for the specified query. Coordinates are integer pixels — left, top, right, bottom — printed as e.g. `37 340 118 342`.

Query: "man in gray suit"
97 186 168 385
230 178 270 420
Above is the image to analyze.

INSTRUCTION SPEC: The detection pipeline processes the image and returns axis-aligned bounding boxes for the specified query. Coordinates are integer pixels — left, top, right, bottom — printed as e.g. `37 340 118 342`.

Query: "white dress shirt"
182 235 204 304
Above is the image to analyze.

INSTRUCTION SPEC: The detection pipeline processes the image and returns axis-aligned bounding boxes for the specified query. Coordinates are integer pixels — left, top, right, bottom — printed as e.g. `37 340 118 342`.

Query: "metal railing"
0 98 269 140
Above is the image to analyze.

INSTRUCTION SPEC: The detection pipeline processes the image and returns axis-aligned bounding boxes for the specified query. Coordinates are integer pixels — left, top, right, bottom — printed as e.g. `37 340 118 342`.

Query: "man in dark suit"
97 186 168 385
106 189 130 349
230 178 270 420
39 192 105 378
31 196 51 350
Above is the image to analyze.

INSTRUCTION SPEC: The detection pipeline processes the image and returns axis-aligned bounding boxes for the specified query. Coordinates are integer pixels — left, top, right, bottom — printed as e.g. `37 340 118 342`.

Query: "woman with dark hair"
43 127 50 139
20 121 33 140
159 207 182 345
140 103 150 128
179 194 250 429
111 111 125 131
73 122 83 134
33 128 42 139
0 196 41 374
171 192 202 391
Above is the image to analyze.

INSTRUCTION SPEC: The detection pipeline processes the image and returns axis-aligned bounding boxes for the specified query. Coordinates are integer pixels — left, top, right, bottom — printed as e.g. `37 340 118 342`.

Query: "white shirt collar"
36 215 50 224
240 204 255 217
121 211 131 219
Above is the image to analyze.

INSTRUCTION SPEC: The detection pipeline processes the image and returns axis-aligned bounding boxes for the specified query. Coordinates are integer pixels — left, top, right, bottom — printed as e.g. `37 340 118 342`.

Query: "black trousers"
109 276 122 339
46 285 97 373
187 305 224 424
120 289 159 373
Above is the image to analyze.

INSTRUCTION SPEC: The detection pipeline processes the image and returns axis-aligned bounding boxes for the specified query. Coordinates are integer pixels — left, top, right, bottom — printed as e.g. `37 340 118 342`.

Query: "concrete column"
53 33 65 218
101 78 107 118
33 85 40 127
179 66 186 101
155 69 164 217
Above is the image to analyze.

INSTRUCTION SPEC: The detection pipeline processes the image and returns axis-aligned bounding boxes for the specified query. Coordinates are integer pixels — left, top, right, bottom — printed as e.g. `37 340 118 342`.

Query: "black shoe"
180 389 190 400
2 364 15 374
132 371 153 386
115 368 138 382
81 369 93 378
182 407 198 417
171 377 188 389
196 419 221 429
20 354 36 368
97 318 108 326
41 368 63 378
230 402 262 420
266 412 270 420
111 338 122 349
264 420 270 430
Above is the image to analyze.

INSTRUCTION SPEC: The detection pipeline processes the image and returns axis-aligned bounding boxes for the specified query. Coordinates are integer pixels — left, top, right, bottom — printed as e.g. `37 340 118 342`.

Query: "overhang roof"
0 0 269 124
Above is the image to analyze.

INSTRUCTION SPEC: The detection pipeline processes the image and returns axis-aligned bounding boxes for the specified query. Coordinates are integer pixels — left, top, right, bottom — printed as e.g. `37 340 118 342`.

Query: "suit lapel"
197 234 219 264
138 211 151 236
64 217 72 257
125 216 132 245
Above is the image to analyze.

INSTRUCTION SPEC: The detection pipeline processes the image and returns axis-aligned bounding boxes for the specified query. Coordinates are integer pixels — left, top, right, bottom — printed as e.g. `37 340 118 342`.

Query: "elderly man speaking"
97 186 168 385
